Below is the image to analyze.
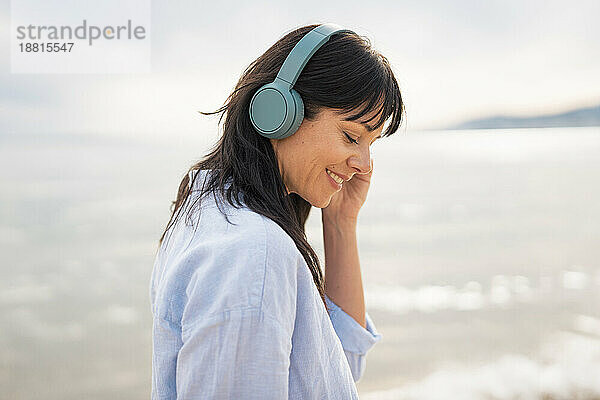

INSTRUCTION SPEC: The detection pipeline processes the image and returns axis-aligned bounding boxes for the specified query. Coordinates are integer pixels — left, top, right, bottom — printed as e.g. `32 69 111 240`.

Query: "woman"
150 23 404 399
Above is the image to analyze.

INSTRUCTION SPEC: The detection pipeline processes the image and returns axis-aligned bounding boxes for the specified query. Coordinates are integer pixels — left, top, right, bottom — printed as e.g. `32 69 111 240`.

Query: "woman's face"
270 107 383 208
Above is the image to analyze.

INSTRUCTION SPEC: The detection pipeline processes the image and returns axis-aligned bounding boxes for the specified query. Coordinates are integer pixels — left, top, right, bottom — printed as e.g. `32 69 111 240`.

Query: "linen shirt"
150 169 382 399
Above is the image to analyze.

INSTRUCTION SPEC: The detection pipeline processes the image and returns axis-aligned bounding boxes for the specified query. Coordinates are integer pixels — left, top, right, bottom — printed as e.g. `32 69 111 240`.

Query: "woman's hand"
322 159 374 223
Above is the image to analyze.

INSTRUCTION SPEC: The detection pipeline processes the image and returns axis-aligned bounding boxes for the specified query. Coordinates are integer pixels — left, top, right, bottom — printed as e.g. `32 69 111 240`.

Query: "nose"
348 145 372 174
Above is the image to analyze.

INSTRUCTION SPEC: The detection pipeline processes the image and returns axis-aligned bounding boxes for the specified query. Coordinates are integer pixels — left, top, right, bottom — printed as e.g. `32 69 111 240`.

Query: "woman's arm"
321 214 383 382
176 309 292 399
322 214 366 329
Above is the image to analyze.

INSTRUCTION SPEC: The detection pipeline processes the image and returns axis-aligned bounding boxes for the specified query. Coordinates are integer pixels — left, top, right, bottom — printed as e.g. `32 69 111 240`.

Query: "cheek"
285 132 348 181
324 144 350 165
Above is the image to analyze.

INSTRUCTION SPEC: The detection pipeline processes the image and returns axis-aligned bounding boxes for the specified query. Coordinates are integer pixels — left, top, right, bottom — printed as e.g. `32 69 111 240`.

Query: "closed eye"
343 131 359 144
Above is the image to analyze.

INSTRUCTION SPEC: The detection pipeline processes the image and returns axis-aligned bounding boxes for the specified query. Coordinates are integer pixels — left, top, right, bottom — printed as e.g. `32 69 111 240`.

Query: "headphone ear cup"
278 88 304 139
249 83 289 137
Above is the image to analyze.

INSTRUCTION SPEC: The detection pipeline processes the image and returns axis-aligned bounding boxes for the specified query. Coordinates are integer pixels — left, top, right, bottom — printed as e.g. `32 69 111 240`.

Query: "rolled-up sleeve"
176 308 292 399
324 294 382 382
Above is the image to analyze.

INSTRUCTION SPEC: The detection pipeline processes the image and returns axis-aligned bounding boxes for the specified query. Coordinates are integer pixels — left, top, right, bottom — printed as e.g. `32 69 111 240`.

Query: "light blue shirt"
150 169 382 399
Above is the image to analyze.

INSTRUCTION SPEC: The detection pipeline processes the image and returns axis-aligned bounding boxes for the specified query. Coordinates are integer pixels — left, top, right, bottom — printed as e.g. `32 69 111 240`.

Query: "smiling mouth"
326 168 345 184
325 168 343 189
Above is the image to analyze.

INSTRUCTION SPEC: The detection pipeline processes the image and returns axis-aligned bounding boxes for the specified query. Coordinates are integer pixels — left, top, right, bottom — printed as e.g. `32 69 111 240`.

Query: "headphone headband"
249 23 355 139
276 23 354 87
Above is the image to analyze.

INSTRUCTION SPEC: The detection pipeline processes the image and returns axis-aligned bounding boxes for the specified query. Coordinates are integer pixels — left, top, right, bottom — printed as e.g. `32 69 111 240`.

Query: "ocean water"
1 127 599 399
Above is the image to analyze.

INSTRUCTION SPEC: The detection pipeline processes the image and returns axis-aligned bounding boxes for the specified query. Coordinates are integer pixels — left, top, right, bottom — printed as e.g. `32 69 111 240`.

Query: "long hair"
157 24 405 309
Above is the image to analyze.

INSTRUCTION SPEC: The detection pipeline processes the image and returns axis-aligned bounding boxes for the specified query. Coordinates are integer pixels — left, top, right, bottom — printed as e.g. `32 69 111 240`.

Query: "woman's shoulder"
187 202 302 279
175 210 302 329
155 189 303 327
186 169 299 257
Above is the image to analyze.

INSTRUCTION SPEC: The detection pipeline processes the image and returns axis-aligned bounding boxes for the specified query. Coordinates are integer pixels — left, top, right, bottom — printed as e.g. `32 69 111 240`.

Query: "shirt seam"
180 305 291 337
181 215 272 336
181 306 261 336
258 215 268 316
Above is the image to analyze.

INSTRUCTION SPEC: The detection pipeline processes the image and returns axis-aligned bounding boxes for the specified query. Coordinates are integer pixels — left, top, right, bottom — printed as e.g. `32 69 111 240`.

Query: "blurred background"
1 0 599 399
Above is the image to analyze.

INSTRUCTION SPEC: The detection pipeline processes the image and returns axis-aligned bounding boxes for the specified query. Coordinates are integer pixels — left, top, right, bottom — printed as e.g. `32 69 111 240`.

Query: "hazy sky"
1 0 599 142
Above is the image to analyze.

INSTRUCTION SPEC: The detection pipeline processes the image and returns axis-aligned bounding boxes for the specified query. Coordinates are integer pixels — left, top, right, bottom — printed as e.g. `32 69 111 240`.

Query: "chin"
303 194 332 209
297 193 333 208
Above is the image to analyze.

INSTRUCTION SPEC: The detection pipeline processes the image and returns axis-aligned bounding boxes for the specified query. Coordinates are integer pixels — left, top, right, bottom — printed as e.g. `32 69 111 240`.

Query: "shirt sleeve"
325 294 382 382
176 308 292 399
172 213 299 399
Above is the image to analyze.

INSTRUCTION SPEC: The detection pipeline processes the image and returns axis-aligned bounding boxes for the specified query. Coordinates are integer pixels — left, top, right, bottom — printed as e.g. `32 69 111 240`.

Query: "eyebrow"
360 121 375 132
343 119 382 140
341 116 374 132
359 122 382 140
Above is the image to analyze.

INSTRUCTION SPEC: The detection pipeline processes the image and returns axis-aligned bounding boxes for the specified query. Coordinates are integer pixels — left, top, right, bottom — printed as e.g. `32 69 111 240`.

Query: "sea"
1 126 599 399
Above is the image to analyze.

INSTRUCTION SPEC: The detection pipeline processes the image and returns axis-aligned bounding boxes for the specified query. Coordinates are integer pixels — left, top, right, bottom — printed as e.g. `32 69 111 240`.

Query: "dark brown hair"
158 24 405 309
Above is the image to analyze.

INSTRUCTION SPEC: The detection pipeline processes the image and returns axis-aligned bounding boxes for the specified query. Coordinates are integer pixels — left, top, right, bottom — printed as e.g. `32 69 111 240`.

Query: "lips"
325 169 349 181
325 169 343 189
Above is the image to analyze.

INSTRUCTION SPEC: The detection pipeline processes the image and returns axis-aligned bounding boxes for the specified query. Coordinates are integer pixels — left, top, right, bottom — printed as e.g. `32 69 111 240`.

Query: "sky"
1 0 599 143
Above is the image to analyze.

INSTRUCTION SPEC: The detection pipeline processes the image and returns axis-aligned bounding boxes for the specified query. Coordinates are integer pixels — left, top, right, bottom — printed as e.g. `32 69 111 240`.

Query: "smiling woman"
270 107 385 208
151 23 405 399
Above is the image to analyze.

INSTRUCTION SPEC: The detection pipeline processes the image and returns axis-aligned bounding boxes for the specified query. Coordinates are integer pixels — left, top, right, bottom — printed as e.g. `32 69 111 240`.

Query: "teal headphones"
249 23 354 140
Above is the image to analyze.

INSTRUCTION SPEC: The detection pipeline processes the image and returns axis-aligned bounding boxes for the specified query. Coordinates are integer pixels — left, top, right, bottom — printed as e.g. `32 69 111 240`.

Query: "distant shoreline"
448 104 600 130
